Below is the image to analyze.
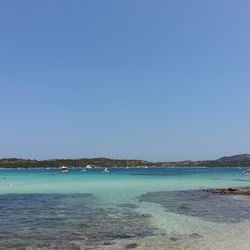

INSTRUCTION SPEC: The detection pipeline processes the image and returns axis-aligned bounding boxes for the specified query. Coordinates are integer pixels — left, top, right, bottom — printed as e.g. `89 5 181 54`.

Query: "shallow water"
0 167 249 249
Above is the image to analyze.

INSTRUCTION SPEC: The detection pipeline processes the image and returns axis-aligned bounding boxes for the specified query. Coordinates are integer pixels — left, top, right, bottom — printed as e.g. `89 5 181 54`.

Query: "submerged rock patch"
125 243 139 249
118 203 139 209
138 189 250 223
0 193 160 249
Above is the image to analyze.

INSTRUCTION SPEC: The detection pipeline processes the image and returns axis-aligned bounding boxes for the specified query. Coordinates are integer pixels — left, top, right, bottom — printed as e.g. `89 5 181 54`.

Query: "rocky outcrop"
212 188 250 195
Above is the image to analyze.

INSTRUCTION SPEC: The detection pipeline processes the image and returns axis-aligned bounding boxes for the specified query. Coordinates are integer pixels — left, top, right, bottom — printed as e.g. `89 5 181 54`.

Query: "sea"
0 167 249 250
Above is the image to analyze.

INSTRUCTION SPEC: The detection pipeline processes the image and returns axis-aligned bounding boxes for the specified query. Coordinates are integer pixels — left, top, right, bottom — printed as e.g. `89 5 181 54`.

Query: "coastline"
1 154 250 169
0 166 249 170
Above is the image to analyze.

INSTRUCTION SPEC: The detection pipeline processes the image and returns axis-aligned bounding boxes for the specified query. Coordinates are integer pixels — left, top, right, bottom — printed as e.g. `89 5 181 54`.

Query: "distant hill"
0 157 153 168
159 154 250 168
0 154 249 168
217 154 250 162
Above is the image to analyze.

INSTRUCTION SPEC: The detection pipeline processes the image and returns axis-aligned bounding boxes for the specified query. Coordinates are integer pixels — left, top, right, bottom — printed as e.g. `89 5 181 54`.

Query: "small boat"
103 167 109 173
86 165 93 169
59 166 69 173
242 169 250 176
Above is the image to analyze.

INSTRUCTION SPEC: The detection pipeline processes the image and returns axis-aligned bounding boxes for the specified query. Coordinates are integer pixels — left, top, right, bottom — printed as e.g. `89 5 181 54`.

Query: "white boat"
59 166 69 173
103 167 109 173
242 169 250 176
86 165 93 169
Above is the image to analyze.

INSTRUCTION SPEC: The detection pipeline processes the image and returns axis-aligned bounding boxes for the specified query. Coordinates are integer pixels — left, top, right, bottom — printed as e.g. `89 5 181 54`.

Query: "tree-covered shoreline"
1 154 250 168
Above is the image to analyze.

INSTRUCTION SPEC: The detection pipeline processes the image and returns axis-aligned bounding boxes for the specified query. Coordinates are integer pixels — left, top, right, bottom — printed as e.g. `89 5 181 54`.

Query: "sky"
0 0 249 161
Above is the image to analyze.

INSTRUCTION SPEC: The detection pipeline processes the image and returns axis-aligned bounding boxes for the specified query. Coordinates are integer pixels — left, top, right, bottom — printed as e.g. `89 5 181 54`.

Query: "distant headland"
0 154 250 168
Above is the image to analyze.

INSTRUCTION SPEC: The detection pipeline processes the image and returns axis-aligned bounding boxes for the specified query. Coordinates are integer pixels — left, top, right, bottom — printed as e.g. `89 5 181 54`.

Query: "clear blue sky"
0 0 249 161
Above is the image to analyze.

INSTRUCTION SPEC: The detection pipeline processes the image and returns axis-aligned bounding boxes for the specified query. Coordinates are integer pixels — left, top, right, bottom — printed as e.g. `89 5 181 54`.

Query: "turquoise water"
1 167 249 196
0 167 249 249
